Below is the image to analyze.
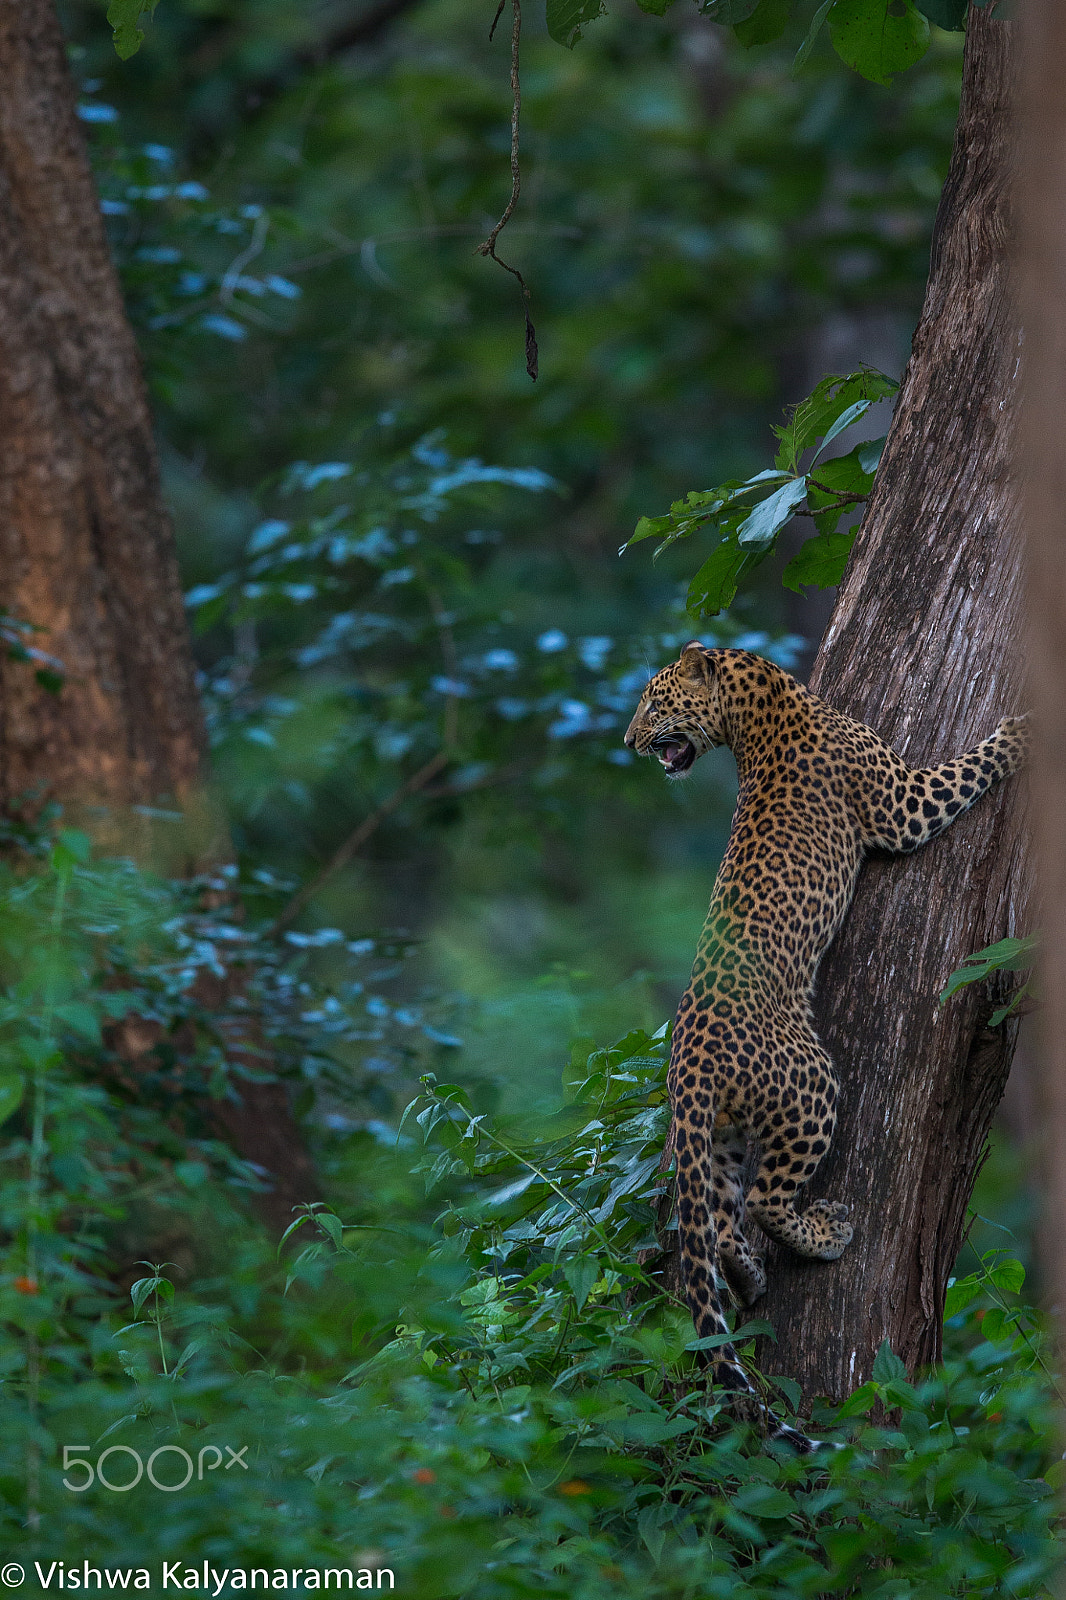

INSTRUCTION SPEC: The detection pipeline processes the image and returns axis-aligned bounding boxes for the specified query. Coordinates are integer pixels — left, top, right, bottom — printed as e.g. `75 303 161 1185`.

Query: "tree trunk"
0 0 204 820
1019 0 1066 1339
754 5 1031 1401
0 0 316 1230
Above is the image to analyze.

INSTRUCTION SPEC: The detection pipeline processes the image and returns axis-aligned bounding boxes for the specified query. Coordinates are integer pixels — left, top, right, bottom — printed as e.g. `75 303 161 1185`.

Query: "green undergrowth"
0 840 1060 1596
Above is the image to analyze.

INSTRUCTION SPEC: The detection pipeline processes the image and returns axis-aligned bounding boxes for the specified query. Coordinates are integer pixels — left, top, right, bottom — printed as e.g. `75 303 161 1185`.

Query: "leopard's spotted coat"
624 644 1028 1443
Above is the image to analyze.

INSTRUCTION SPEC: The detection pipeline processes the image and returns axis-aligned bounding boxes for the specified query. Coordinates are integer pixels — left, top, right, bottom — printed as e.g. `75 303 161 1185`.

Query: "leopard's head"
623 642 725 778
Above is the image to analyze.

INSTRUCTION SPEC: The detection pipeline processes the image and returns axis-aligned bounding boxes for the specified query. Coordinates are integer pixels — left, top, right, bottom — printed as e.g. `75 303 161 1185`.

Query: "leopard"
624 642 1028 1447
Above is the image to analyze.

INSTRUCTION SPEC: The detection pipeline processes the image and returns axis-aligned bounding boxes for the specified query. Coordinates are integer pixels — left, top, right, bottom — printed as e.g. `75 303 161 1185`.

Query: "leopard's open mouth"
652 736 696 776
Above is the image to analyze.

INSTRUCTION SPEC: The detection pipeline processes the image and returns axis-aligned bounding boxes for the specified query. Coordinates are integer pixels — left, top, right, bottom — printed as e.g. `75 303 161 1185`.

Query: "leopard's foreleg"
863 714 1030 855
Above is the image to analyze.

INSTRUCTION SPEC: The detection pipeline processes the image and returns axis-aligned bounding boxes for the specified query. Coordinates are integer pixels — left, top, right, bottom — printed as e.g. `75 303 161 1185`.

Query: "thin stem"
475 0 538 379
155 1291 170 1378
26 864 69 1531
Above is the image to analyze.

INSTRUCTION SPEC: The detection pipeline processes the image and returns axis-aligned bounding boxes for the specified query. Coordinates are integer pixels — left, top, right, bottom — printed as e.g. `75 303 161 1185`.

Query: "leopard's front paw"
805 1199 854 1260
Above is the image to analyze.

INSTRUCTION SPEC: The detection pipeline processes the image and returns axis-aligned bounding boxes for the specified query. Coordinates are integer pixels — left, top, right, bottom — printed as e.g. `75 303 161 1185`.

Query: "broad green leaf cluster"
625 371 896 616
549 0 983 82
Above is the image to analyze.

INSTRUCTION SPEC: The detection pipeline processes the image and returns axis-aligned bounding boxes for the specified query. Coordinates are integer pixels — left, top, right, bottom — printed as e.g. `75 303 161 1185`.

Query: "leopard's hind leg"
744 1023 853 1262
675 1116 825 1451
712 1118 766 1306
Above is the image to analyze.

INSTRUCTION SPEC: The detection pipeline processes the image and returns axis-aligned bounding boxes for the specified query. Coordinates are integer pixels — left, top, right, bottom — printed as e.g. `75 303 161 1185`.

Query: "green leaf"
944 1273 982 1319
634 0 679 14
637 1503 668 1565
771 1373 802 1410
835 1380 880 1417
34 669 64 695
317 1211 344 1248
95 1412 141 1444
613 1413 696 1444
871 1339 907 1383
54 1002 102 1044
622 514 673 553
980 1307 1014 1344
737 478 808 549
546 0 607 47
563 1256 600 1310
622 489 731 559
732 1482 797 1519
734 0 792 44
0 1071 24 1127
828 0 930 85
809 399 872 464
130 1275 172 1311
808 443 875 500
51 829 91 873
106 0 160 59
174 1160 209 1189
631 371 896 619
773 370 896 472
989 994 1029 1026
687 540 758 618
781 526 857 592
686 1318 775 1350
987 1257 1025 1294
940 936 1038 1004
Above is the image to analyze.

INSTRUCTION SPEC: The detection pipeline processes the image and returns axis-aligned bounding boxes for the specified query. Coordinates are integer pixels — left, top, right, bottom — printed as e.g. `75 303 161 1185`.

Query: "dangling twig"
475 0 538 380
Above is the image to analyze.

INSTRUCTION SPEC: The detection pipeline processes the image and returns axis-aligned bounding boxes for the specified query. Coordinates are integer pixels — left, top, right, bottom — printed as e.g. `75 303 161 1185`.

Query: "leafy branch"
622 369 897 618
939 935 1039 1027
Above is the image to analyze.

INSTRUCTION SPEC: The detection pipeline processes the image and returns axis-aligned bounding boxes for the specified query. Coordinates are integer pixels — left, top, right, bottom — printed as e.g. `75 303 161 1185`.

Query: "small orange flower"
13 1276 38 1295
558 1479 591 1496
412 1467 436 1485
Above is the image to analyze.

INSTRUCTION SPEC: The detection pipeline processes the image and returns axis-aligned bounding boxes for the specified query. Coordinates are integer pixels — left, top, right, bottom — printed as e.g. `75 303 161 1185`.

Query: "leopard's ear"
678 641 714 683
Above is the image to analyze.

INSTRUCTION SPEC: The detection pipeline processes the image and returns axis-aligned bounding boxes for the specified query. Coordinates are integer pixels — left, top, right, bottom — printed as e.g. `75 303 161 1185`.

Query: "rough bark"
754 5 1031 1401
1019 0 1066 1336
0 0 204 816
0 0 316 1230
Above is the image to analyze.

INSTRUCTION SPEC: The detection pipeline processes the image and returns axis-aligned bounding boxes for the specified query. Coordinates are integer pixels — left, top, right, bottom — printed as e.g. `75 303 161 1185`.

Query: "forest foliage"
0 0 1056 1589
0 837 1057 1593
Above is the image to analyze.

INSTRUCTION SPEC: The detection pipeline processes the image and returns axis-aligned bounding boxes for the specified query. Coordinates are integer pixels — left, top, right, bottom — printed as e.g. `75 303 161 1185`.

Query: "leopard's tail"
675 1119 822 1454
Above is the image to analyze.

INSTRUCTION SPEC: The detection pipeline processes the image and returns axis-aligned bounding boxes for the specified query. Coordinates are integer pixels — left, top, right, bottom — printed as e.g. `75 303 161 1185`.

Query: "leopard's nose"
624 729 636 749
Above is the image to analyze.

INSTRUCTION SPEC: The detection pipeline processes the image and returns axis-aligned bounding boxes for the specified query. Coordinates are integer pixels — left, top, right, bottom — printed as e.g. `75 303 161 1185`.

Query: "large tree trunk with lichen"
752 5 1031 1402
0 0 316 1229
